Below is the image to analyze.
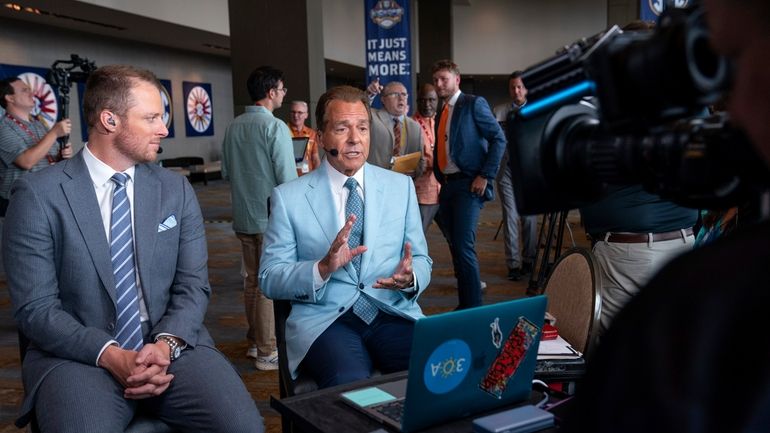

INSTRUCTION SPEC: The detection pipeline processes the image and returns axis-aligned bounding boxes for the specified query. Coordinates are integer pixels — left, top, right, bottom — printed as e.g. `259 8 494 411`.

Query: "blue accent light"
520 81 597 118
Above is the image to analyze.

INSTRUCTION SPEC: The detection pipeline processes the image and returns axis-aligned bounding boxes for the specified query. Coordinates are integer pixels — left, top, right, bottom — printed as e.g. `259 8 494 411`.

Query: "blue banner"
365 0 412 112
640 0 691 22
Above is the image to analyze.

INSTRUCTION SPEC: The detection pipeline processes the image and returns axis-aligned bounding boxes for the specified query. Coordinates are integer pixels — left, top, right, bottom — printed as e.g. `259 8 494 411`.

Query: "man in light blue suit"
3 65 261 432
260 85 432 388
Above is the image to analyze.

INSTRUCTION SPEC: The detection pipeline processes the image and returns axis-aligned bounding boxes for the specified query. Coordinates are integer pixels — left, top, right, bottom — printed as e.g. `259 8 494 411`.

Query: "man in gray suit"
365 80 424 177
3 65 262 433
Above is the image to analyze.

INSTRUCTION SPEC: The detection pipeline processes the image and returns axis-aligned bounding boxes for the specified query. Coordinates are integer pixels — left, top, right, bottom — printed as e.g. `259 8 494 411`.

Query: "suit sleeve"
4 178 114 365
150 178 211 347
259 186 321 302
474 96 507 180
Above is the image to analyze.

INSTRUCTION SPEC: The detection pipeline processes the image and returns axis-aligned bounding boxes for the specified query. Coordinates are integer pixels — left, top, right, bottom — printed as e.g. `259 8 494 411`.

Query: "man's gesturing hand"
374 242 415 290
318 214 368 280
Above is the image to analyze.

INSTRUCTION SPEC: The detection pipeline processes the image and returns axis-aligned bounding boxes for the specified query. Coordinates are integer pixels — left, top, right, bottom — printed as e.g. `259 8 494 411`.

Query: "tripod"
526 210 572 296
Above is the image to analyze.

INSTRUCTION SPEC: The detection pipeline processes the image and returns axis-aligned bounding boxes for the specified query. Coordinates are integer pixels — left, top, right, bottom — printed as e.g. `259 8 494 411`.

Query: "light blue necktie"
110 173 143 350
344 178 378 324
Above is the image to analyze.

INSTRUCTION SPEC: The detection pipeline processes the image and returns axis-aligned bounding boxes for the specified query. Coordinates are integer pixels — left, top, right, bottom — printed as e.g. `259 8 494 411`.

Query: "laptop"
292 137 309 163
340 296 548 432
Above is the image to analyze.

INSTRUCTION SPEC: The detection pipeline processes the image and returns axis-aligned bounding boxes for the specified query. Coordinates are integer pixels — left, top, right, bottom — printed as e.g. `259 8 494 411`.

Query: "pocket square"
158 214 177 232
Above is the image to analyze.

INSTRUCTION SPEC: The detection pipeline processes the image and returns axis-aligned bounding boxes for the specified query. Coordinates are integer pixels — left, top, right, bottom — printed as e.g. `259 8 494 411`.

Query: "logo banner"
365 0 412 111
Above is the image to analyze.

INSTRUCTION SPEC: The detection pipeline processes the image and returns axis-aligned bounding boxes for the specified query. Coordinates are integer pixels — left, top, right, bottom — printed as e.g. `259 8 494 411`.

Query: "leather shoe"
508 268 524 281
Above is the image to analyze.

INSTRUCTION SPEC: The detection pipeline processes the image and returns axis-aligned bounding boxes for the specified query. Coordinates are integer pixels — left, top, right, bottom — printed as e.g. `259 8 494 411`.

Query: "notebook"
340 296 548 432
292 137 309 163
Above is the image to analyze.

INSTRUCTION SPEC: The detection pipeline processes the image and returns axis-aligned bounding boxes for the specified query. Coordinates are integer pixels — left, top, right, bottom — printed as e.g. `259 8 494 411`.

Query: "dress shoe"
508 267 524 281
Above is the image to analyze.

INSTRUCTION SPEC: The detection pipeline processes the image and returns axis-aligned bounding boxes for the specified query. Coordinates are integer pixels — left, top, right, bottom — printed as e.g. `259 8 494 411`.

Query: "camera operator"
0 77 73 216
567 0 770 431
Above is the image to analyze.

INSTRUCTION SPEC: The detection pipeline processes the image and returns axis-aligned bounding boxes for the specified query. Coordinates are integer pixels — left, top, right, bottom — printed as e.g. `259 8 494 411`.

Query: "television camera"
508 4 770 215
47 54 97 148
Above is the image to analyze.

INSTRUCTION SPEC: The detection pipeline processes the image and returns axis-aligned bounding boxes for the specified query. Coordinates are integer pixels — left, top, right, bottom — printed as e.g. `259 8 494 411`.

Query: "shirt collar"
245 105 271 115
447 90 462 107
83 143 136 187
324 158 365 192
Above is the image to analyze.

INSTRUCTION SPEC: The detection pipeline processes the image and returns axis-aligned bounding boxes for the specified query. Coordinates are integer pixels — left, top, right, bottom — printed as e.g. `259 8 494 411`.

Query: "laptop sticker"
479 316 539 398
490 317 503 349
423 339 471 394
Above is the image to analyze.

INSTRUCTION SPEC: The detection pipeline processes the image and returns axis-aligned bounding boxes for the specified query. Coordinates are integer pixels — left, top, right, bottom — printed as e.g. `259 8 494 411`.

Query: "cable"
532 379 550 408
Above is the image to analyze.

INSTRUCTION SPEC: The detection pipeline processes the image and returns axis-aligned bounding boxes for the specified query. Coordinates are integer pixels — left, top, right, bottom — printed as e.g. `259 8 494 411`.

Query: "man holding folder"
365 79 424 177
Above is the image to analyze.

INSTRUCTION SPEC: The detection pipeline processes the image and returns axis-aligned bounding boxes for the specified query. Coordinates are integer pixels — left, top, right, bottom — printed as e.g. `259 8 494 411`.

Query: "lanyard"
5 114 56 165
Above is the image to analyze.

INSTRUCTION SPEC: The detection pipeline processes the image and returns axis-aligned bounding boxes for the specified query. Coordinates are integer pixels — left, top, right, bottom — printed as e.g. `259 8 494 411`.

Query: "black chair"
273 300 319 433
18 331 177 433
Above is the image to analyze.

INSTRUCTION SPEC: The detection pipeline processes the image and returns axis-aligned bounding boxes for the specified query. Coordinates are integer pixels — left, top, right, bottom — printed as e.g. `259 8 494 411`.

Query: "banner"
640 0 690 22
365 0 412 112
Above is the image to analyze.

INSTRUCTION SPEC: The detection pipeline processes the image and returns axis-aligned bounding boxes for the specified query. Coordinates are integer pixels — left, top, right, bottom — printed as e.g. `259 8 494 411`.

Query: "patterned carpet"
0 178 584 432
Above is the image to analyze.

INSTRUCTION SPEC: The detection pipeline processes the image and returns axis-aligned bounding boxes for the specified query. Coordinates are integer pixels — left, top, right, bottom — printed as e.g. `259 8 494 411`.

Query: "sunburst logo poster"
183 81 214 137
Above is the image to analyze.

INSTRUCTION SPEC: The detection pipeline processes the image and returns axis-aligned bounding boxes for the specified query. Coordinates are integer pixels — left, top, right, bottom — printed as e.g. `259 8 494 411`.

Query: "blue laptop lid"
401 296 547 433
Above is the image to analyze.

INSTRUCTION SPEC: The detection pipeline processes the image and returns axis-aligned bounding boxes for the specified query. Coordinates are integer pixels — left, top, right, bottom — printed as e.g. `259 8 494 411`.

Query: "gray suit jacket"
3 150 214 423
367 108 424 176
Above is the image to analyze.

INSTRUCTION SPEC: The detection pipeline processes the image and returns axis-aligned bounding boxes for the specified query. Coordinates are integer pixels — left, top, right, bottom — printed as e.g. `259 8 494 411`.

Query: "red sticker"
479 316 539 398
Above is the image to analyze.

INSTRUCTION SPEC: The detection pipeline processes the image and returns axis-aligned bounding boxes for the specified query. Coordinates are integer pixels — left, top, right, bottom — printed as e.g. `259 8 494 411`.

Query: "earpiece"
107 117 116 127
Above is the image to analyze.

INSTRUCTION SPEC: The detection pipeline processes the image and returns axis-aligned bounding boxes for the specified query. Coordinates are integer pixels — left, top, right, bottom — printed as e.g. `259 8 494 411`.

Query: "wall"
322 0 366 68
322 0 608 75
453 0 608 74
77 0 230 36
0 17 232 162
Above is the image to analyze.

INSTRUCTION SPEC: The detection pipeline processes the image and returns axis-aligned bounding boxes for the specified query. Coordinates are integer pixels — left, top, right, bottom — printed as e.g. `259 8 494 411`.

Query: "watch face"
172 347 181 360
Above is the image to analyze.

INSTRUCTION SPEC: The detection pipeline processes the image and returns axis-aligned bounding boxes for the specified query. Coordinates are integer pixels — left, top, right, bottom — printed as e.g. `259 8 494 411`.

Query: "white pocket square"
158 214 177 232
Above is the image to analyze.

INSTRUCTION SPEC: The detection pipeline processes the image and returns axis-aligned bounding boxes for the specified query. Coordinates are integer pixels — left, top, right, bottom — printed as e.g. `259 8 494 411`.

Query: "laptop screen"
292 137 310 163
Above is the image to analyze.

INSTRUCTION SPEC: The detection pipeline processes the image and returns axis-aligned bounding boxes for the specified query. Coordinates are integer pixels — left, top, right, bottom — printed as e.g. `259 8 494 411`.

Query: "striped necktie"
110 173 143 350
344 178 378 324
392 117 402 156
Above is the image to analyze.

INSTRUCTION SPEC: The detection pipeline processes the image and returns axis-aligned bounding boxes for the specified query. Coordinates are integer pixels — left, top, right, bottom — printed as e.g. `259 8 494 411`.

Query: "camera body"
507 5 769 215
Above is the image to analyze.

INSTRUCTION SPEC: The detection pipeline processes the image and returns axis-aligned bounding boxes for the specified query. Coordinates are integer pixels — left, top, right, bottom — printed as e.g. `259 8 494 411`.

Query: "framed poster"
0 63 59 129
183 81 213 137
159 79 175 138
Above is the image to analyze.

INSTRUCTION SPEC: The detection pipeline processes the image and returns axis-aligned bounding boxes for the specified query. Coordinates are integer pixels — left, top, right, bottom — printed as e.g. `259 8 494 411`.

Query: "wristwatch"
156 335 182 361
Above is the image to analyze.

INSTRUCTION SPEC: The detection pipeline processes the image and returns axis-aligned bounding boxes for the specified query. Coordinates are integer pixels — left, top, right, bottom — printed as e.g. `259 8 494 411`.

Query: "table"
270 372 567 433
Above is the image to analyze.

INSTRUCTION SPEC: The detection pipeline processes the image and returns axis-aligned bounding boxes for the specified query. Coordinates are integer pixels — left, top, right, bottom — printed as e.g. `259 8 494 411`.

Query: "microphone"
328 149 339 157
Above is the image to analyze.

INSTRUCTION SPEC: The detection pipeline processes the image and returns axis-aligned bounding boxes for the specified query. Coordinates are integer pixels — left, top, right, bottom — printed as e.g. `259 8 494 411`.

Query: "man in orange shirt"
287 100 321 175
412 83 441 232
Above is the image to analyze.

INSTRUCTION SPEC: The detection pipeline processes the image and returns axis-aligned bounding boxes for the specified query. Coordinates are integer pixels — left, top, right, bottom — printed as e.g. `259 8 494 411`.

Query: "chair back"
543 248 602 356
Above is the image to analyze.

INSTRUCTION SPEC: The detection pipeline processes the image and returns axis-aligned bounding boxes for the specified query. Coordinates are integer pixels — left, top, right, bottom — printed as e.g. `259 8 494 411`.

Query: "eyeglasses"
383 92 408 99
274 87 288 94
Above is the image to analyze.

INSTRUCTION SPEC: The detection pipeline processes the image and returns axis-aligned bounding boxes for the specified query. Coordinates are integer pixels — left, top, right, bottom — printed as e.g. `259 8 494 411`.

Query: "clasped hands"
318 214 414 290
98 342 174 399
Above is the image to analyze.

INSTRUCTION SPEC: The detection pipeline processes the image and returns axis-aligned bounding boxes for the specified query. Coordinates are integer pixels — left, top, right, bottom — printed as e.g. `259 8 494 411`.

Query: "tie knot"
111 172 129 187
344 177 358 192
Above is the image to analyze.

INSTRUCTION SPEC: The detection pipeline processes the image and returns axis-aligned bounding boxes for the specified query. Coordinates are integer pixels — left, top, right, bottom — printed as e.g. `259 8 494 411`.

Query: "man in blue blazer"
260 85 432 388
3 65 261 432
432 59 506 309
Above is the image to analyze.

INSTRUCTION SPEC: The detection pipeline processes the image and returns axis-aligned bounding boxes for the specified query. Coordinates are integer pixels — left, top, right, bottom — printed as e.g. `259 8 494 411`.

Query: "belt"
444 172 470 181
594 227 693 243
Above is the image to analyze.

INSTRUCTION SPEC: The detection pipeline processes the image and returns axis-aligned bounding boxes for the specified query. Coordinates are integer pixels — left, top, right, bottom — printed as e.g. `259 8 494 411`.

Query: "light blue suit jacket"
3 151 214 424
259 161 432 377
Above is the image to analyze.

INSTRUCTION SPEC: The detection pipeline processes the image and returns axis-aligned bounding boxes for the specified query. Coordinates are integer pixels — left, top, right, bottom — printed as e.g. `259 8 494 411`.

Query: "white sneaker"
246 346 258 359
255 350 279 371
